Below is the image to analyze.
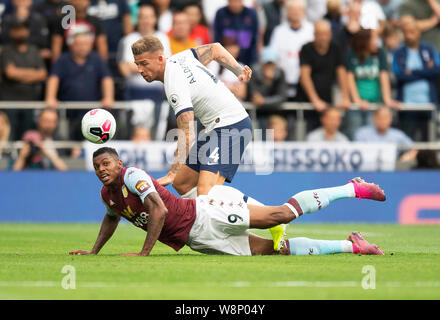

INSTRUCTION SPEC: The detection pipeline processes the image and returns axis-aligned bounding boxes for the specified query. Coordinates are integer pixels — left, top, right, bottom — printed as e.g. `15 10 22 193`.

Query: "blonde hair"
0 111 11 154
131 36 164 56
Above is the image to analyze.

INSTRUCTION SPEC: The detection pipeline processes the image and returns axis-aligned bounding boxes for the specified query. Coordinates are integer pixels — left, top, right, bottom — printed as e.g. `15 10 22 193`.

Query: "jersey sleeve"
123 167 157 202
164 52 194 117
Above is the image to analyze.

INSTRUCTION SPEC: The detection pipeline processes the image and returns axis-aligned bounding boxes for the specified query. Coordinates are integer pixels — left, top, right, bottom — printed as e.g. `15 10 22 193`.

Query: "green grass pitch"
1 223 439 300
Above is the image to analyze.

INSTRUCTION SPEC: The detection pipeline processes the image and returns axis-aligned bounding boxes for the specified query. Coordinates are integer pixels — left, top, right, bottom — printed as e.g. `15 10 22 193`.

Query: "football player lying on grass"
69 147 385 257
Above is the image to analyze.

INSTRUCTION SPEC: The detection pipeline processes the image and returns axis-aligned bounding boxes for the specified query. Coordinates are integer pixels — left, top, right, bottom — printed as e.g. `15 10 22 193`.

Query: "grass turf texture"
1 223 439 300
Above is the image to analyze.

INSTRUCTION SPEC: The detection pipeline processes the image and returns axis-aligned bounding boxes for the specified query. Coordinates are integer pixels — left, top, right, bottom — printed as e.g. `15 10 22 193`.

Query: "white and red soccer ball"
81 108 116 144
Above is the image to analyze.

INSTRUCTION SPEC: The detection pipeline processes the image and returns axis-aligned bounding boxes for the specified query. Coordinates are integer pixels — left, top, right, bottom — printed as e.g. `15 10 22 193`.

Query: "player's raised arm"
69 213 121 255
193 43 252 82
122 192 168 257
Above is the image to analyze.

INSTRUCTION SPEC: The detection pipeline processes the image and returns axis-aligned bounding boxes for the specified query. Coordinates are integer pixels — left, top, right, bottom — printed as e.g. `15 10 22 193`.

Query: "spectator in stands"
247 46 286 109
51 0 108 63
184 1 211 45
324 0 344 38
381 22 401 96
375 0 403 24
354 0 386 31
298 19 350 131
267 114 289 141
334 0 361 52
33 0 69 61
87 0 134 69
0 111 11 159
306 0 327 23
392 18 440 141
398 0 440 52
1 0 50 58
213 0 259 67
269 0 314 101
258 0 286 46
399 0 440 101
413 149 440 169
131 126 151 143
150 0 172 33
382 21 402 53
45 30 114 141
167 10 197 55
306 107 349 142
12 107 68 171
202 0 257 28
344 28 400 139
354 106 417 161
0 21 48 140
118 2 171 140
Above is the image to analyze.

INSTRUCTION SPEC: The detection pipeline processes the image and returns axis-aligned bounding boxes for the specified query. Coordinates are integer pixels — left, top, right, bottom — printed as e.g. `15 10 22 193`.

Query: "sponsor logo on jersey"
136 180 151 194
122 205 135 219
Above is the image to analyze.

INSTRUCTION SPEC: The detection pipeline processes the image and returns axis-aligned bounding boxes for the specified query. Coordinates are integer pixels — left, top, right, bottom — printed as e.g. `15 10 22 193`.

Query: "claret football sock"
284 183 355 216
288 237 354 255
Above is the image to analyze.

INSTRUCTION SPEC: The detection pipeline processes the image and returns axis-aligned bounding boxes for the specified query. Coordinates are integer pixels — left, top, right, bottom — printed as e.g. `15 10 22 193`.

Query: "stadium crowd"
0 0 440 169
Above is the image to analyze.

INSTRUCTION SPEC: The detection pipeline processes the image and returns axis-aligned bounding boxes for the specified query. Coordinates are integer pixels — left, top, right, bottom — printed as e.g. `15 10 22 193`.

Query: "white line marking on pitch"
1 281 440 288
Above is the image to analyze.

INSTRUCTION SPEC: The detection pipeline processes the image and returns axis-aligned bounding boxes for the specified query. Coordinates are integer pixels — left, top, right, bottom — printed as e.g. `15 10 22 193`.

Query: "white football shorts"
186 185 251 255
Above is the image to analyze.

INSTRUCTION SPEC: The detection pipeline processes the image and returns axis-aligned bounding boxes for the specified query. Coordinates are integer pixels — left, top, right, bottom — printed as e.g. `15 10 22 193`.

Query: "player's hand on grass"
238 65 252 82
69 250 94 255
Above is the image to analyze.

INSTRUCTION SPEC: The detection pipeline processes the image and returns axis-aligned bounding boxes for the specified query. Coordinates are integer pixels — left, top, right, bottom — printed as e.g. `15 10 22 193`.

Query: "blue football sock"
291 184 355 215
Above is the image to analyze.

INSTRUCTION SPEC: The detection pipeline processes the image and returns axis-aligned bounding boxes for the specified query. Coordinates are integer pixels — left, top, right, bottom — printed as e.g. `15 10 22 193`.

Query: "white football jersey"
164 49 249 131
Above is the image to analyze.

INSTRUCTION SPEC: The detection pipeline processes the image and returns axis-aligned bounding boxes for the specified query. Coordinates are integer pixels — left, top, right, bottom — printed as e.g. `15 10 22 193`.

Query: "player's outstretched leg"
248 177 386 228
284 177 385 219
278 232 384 256
249 232 384 256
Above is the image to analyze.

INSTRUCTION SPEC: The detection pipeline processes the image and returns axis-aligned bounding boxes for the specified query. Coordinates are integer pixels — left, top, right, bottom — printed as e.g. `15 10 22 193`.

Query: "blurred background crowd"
0 0 440 170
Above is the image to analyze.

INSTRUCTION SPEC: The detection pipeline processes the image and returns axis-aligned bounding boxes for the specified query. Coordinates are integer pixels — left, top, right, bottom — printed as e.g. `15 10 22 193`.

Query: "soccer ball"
81 108 116 144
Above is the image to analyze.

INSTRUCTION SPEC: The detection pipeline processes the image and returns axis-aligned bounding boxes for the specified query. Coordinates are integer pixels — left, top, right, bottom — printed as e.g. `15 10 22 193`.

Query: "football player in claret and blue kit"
70 147 386 257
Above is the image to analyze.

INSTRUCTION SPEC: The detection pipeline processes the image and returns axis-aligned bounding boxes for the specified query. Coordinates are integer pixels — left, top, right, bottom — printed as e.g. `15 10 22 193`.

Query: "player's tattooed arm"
139 192 168 256
194 43 252 82
171 110 195 174
156 110 195 187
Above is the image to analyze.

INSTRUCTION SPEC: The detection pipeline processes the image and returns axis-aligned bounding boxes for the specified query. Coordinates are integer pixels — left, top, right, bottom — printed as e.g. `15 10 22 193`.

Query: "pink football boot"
347 231 384 255
349 177 386 201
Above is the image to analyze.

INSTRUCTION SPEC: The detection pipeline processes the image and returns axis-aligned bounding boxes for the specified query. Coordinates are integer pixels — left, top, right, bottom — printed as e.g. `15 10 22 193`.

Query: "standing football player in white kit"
131 36 287 251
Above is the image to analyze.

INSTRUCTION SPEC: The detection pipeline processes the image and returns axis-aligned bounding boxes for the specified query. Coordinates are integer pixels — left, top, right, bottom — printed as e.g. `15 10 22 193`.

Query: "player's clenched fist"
238 65 252 82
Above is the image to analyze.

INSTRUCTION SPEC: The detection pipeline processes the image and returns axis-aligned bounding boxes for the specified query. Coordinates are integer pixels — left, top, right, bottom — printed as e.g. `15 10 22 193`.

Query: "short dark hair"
93 147 119 159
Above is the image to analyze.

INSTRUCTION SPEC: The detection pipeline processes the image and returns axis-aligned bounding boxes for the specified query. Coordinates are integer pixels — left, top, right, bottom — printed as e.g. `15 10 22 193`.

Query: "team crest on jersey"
122 185 128 198
136 180 151 194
